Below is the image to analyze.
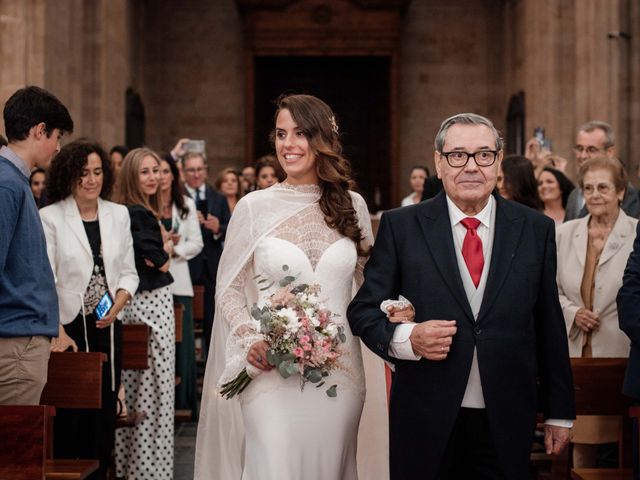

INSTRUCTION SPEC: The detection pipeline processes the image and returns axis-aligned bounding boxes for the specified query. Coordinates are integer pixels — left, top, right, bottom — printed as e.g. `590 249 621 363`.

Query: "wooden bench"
41 352 106 409
0 405 54 480
39 352 106 479
568 358 634 480
121 323 150 370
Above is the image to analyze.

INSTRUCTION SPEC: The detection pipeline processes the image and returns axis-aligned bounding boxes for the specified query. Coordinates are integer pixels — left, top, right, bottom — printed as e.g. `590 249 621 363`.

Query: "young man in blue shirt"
0 86 73 404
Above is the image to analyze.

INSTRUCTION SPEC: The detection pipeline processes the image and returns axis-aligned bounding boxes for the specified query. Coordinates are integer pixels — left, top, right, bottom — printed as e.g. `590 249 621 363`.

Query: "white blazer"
40 196 139 325
168 196 203 297
556 211 636 357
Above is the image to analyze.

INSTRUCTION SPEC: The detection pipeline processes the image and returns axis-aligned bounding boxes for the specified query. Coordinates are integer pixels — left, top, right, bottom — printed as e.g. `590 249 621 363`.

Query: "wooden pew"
121 323 150 370
41 352 105 409
0 405 54 480
39 352 105 479
569 358 633 480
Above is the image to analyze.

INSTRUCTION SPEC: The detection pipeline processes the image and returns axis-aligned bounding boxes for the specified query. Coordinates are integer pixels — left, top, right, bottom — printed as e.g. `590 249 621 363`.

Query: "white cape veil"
194 184 388 480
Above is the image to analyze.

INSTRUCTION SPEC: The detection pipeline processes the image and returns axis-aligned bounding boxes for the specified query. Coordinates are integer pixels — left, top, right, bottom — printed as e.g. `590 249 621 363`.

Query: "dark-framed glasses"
439 150 499 168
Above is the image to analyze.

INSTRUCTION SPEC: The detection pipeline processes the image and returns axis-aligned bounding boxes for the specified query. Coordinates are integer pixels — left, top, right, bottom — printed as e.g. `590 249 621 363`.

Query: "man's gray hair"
577 120 615 148
434 113 504 152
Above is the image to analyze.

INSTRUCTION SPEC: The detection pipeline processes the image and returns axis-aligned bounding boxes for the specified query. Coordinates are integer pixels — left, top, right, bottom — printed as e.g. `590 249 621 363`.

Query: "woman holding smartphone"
158 155 203 417
114 147 175 480
40 140 139 480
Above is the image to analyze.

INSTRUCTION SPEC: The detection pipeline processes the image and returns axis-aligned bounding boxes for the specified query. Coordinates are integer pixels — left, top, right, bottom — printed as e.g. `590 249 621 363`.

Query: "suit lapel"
416 193 475 323
572 217 589 270
599 213 633 267
477 196 525 322
64 197 92 257
97 198 112 270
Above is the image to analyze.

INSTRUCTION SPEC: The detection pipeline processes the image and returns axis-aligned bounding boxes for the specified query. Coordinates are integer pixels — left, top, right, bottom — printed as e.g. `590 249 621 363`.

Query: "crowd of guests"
3 85 640 478
0 86 290 480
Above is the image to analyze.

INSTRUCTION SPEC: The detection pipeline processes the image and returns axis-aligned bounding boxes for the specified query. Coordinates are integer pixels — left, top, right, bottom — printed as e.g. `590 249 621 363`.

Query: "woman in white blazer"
158 156 203 416
40 140 138 480
556 156 635 468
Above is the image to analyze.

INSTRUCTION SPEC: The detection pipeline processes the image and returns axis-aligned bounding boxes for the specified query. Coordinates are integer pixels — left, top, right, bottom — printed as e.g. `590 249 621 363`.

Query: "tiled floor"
174 422 197 479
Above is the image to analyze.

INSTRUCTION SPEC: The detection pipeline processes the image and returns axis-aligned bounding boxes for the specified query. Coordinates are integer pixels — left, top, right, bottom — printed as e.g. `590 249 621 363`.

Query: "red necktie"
460 217 484 287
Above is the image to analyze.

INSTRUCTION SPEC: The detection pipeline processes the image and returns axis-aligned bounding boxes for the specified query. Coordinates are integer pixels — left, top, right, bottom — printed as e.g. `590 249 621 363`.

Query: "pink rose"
293 347 304 358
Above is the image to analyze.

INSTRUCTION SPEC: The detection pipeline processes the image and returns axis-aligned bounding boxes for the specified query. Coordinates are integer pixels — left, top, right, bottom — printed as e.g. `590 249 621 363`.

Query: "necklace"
81 211 98 222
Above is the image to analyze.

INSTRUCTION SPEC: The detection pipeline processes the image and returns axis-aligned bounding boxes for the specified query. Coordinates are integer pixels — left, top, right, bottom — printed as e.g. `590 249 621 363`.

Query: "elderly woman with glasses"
556 156 635 467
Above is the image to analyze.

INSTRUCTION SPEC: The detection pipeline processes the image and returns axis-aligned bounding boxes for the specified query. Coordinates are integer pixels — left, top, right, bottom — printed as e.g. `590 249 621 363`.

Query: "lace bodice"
218 187 368 398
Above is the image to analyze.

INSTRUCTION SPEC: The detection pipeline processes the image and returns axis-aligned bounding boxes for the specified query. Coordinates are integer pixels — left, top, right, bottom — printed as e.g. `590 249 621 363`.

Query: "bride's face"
274 108 318 185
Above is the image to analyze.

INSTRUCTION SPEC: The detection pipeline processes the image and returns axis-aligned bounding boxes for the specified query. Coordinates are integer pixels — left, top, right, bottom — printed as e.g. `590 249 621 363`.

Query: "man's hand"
409 320 457 360
51 325 78 352
574 307 599 332
544 425 571 455
203 214 220 234
170 138 190 160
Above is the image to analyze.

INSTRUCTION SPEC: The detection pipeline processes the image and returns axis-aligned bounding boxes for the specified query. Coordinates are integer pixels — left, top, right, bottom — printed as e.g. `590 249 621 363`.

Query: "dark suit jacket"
347 192 575 480
187 184 230 283
617 221 640 399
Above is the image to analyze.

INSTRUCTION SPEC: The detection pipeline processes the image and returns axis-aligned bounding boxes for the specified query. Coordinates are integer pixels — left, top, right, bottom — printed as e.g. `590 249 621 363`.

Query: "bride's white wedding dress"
195 183 388 480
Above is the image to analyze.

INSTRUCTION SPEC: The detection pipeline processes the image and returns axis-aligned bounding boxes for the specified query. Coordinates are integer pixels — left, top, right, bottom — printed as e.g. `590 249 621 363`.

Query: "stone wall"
397 0 506 198
134 0 245 175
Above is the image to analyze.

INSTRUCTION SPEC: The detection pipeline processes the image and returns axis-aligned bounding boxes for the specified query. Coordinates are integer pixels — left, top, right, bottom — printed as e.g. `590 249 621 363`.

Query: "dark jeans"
54 313 122 480
437 408 505 480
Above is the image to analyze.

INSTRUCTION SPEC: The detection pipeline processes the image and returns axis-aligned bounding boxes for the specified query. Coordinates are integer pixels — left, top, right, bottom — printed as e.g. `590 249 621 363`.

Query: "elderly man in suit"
348 113 575 479
182 151 230 355
565 121 640 221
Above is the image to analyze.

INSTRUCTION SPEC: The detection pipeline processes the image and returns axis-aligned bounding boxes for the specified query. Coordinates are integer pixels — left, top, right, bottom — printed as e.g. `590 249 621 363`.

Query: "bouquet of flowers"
220 265 347 399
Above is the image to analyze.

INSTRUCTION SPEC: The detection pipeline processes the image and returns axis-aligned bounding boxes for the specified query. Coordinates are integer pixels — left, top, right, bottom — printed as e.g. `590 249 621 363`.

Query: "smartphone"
94 291 114 321
533 127 551 153
184 140 205 154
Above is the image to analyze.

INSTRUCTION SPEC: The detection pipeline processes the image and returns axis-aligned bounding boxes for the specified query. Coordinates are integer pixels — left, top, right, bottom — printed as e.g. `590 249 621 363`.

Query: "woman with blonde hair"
114 147 176 480
215 167 243 213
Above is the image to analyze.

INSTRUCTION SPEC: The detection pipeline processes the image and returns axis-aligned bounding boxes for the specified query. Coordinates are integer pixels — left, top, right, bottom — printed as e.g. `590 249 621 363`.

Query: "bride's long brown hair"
272 94 367 255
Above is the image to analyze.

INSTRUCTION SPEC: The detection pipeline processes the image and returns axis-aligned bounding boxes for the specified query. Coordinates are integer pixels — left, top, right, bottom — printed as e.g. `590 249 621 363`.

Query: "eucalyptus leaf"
282 265 289 271
290 284 309 295
250 305 262 321
339 333 347 343
266 350 279 366
326 385 338 398
278 361 293 378
259 281 275 291
305 368 323 383
286 363 298 376
315 381 325 389
279 276 296 287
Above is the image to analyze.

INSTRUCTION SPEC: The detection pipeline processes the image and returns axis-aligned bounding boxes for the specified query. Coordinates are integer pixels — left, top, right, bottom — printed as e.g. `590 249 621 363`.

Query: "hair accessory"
329 115 339 136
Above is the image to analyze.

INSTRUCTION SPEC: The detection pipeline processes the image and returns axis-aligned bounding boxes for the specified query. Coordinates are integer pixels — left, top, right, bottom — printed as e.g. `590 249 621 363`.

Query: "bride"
195 94 407 479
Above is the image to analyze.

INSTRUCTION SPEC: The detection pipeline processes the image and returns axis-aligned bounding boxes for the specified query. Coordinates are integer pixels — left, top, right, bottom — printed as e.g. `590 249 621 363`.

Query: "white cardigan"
40 196 139 325
168 196 203 297
556 211 636 357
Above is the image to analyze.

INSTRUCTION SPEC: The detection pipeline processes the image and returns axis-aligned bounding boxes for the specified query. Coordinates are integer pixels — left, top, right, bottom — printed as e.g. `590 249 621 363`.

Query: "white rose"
325 323 338 337
279 308 299 330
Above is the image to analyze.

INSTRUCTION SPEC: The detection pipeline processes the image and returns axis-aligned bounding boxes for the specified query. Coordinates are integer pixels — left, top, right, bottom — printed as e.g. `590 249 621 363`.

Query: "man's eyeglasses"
184 167 207 175
583 182 616 196
573 145 605 155
439 150 499 168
